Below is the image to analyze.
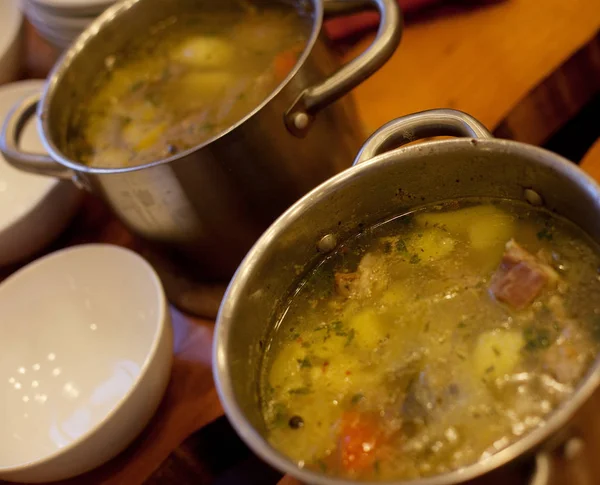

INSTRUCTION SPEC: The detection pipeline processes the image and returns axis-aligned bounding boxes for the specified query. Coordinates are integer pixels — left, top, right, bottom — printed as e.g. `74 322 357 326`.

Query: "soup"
68 2 310 168
261 198 600 481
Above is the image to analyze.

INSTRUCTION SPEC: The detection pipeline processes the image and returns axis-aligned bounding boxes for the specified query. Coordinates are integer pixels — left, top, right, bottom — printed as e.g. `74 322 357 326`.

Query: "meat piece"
543 323 592 385
543 342 583 384
334 272 358 297
354 253 389 298
489 240 559 309
334 253 390 299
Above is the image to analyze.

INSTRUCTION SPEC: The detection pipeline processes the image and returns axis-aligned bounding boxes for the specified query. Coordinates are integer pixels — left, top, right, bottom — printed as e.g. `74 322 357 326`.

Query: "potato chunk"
473 330 524 381
469 213 514 251
417 206 513 244
171 37 235 68
268 341 306 391
409 228 456 262
348 309 385 348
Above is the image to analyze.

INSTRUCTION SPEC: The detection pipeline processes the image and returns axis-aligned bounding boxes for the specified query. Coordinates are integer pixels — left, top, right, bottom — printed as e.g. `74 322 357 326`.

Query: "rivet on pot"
524 188 543 206
317 234 337 253
563 437 585 460
293 112 310 131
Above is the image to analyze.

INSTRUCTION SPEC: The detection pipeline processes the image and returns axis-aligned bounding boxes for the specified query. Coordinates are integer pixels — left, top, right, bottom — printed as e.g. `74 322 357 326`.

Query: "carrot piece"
273 46 302 81
339 411 381 473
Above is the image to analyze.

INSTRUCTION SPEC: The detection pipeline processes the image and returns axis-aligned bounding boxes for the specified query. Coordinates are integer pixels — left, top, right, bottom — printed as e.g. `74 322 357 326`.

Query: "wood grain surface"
580 138 600 180
4 0 600 482
343 0 600 143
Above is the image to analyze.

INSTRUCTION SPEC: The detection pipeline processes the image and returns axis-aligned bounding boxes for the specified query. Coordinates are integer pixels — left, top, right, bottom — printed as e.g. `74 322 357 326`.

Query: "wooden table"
344 0 600 146
6 0 600 482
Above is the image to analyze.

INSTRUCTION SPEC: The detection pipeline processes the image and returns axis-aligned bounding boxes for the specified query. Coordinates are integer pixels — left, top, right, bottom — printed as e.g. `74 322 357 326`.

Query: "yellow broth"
260 198 600 481
68 2 310 168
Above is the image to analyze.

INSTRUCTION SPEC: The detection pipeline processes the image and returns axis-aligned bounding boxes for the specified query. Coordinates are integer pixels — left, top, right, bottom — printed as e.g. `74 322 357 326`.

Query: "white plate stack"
0 0 23 85
23 0 116 51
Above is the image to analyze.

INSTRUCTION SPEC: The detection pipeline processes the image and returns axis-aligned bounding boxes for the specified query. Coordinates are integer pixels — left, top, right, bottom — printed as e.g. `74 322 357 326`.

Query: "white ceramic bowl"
0 0 23 85
0 80 82 266
24 0 115 50
26 5 94 33
29 0 115 17
0 244 173 483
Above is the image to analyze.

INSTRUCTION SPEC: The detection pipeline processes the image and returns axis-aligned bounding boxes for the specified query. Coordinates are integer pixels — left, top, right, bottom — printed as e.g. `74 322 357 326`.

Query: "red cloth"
324 0 503 41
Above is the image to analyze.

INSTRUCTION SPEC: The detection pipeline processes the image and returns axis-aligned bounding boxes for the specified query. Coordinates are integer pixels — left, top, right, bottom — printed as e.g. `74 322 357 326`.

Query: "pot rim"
37 0 324 175
213 137 600 485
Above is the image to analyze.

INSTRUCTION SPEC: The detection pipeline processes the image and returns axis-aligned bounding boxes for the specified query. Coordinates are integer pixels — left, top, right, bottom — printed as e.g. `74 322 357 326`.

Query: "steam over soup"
261 198 600 481
68 2 310 168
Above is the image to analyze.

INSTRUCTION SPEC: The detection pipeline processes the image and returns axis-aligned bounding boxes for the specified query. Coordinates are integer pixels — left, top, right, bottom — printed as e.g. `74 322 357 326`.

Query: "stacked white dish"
23 0 116 51
0 80 82 265
0 0 24 85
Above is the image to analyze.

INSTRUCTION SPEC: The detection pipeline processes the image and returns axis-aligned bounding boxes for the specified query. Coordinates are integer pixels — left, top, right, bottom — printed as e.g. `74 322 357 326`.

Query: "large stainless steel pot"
0 0 401 279
213 109 600 484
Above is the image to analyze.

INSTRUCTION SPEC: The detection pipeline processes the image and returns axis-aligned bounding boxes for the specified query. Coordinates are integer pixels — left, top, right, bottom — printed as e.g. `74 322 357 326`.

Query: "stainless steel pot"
0 0 402 279
213 109 600 485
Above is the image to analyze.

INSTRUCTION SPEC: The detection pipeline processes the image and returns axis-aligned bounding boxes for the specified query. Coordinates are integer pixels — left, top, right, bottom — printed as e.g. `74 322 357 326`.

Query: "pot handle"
527 436 585 485
0 92 75 180
284 0 402 137
353 108 493 165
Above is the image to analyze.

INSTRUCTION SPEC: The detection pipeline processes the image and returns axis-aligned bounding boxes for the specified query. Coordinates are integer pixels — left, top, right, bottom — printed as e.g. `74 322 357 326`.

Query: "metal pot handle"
285 0 402 137
353 108 493 165
0 92 75 180
527 436 585 485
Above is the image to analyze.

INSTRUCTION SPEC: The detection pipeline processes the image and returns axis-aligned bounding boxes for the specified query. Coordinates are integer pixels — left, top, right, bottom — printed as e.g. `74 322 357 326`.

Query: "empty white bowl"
0 80 82 266
0 0 23 84
30 0 115 17
24 0 116 50
0 244 173 483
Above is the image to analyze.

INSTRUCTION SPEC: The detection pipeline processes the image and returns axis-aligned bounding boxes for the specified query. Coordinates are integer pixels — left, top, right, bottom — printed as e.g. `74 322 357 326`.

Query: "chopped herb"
524 326 552 350
448 383 460 395
301 341 311 348
485 366 495 374
291 332 300 340
382 241 392 254
289 387 312 395
424 321 430 332
552 322 561 332
374 460 381 474
537 227 553 241
297 357 312 368
351 393 364 404
271 402 288 428
396 239 408 252
317 460 328 472
331 321 343 332
457 322 467 328
264 384 275 400
410 254 421 264
130 80 145 92
345 328 356 347
145 91 160 106
590 316 600 341
398 214 414 226
492 346 501 357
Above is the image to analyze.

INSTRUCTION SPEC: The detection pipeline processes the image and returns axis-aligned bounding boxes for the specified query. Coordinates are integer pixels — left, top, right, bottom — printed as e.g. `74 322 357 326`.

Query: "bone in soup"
68 2 309 168
261 198 600 481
